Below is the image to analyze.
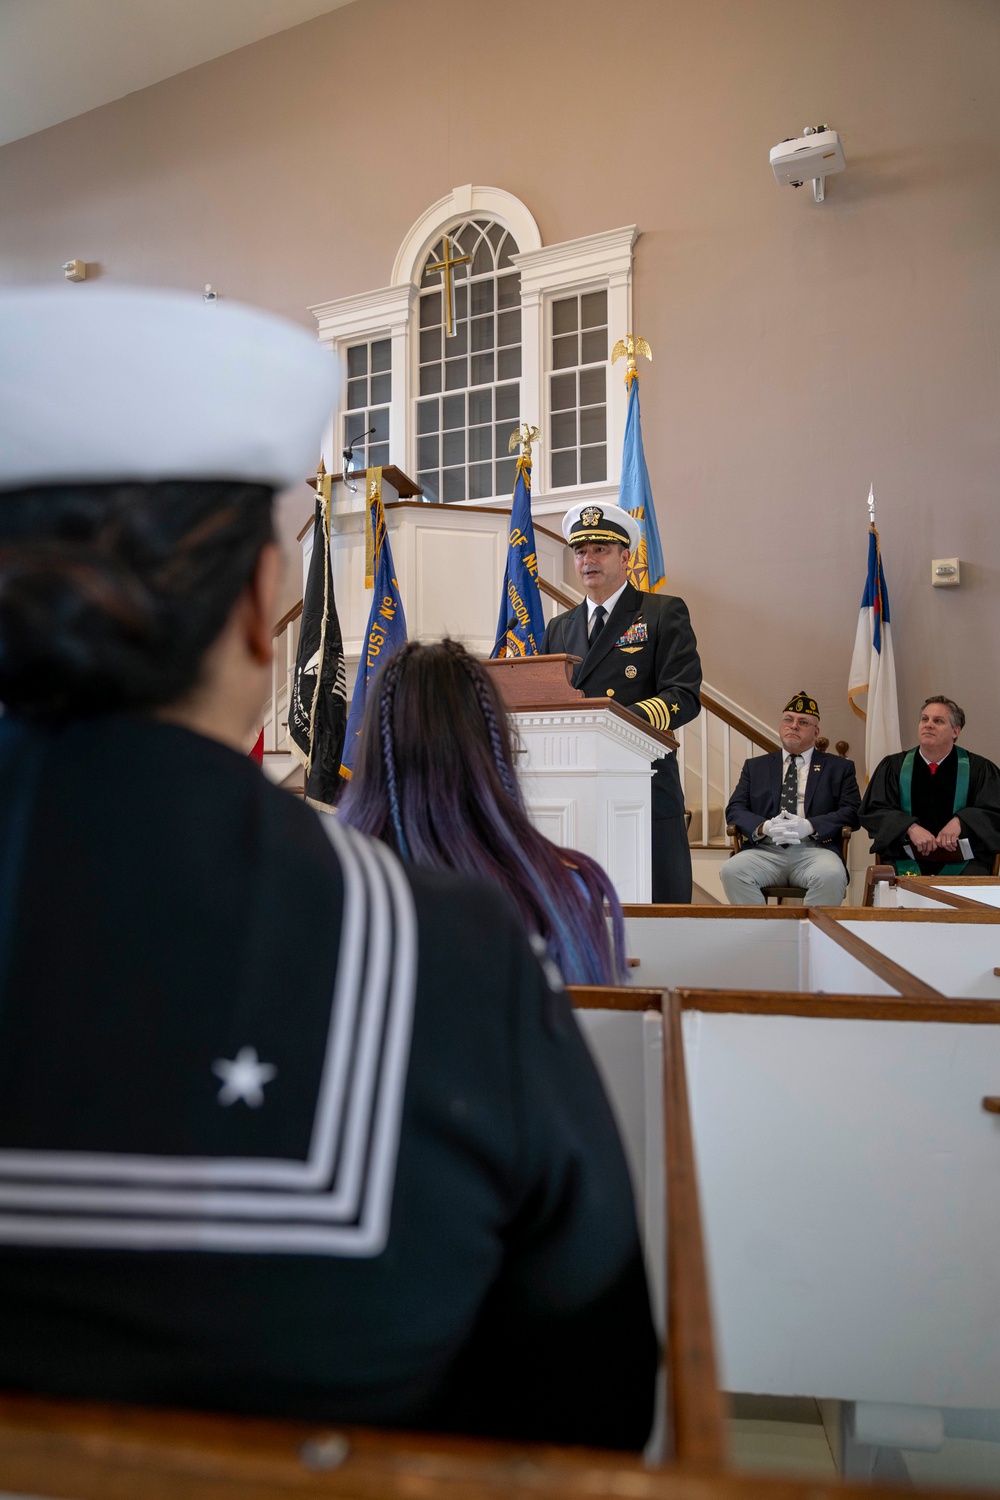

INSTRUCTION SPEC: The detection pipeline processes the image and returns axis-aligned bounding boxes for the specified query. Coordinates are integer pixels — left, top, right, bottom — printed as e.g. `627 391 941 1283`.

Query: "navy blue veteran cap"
783 690 820 718
562 502 640 551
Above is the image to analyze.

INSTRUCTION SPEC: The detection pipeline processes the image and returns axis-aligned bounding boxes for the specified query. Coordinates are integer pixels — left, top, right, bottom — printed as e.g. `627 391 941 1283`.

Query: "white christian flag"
848 522 901 780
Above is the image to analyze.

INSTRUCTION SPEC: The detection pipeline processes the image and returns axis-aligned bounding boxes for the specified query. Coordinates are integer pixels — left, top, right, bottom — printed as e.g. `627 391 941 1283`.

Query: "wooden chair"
725 825 855 905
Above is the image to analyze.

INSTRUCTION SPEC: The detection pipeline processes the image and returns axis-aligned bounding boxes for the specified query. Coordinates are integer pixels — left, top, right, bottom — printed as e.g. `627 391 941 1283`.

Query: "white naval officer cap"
0 285 338 492
562 501 641 552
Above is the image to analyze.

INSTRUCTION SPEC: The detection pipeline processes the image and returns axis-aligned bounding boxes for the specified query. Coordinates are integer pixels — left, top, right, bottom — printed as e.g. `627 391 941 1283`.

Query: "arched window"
310 187 636 518
415 219 521 503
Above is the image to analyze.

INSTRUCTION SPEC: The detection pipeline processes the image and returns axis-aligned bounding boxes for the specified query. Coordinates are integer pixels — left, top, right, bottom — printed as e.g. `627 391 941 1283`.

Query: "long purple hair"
339 639 627 986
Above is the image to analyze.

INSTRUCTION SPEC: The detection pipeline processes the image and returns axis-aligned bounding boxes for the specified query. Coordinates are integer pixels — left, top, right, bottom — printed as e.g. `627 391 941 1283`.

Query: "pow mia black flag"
288 464 348 810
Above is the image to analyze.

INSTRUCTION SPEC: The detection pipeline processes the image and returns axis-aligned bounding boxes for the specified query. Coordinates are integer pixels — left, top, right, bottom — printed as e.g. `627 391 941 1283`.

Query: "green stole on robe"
894 745 970 876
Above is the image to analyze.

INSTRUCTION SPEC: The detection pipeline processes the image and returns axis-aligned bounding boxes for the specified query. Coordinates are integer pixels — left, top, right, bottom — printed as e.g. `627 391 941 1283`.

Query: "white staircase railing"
263 601 301 756
675 701 778 847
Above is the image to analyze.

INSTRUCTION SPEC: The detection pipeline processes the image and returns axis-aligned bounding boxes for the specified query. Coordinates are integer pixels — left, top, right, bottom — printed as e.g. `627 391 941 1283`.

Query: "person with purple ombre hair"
339 638 627 986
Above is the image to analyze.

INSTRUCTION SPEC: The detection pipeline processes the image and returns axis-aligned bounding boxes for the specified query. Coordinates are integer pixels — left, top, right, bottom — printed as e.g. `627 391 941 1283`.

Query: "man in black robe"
860 695 1000 875
0 286 657 1451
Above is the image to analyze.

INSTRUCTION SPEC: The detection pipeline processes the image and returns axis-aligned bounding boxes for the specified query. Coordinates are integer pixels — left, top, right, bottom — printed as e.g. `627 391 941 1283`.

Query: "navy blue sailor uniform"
542 583 702 903
0 714 657 1450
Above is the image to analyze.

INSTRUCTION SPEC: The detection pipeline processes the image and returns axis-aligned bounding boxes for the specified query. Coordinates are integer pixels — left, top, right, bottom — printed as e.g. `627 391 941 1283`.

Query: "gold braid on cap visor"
568 526 631 545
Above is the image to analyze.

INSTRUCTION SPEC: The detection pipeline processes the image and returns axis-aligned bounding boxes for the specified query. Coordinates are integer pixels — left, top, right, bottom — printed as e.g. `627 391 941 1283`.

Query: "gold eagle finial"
611 334 652 390
508 423 541 456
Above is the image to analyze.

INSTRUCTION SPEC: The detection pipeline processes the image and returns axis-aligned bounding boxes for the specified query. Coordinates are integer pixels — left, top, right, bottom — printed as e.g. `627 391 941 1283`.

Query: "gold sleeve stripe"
634 698 671 731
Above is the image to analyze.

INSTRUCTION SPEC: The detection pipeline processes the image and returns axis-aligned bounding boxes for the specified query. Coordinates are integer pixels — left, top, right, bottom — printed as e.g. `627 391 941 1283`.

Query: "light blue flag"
619 380 665 593
492 453 546 658
340 473 407 779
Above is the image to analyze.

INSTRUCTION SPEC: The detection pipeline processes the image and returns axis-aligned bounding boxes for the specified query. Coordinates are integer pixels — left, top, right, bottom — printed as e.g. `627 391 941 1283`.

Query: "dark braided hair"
0 480 275 717
340 639 627 986
378 651 411 859
441 637 520 802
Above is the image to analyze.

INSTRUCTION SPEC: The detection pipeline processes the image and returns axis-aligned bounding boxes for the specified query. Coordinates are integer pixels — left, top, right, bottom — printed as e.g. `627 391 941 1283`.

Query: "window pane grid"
549 291 608 489
343 337 392 474
417 219 521 503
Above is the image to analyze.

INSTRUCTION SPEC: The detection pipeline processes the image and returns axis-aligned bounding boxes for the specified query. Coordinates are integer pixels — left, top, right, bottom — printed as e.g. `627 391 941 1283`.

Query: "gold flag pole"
508 422 540 486
611 333 652 390
363 467 385 589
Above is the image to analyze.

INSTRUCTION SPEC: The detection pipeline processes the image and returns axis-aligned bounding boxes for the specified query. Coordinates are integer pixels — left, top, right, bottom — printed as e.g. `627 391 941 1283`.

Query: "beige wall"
2 0 998 759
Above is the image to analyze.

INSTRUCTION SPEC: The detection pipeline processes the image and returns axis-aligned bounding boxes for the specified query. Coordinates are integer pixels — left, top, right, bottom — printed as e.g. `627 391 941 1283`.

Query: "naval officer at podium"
542 503 702 903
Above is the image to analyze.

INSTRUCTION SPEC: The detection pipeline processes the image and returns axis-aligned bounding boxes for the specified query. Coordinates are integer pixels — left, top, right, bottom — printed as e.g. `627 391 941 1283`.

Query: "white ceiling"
0 0 359 148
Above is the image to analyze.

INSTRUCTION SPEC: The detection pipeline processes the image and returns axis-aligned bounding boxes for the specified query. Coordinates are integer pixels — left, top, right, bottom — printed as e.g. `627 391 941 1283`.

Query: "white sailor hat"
562 501 640 551
0 286 338 492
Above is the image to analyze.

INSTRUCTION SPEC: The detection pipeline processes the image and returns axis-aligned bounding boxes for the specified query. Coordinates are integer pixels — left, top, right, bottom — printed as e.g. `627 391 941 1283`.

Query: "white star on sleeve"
212 1046 277 1108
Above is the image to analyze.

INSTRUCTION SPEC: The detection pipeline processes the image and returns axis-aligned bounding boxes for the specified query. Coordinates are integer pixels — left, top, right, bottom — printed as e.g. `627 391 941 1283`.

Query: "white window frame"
309 187 637 517
514 225 637 515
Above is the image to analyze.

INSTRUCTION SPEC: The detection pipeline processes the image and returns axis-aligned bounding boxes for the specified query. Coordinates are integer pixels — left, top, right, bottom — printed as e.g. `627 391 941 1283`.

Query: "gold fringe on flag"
363 467 385 588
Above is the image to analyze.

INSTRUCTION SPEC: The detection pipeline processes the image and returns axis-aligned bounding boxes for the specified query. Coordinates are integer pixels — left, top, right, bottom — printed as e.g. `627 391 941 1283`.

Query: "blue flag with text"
620 380 665 593
492 453 546 657
340 470 408 778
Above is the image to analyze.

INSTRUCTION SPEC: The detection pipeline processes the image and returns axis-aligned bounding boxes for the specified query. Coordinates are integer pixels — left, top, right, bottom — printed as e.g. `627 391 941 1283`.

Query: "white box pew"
679 988 1000 1426
569 987 726 1467
875 874 1000 912
836 911 1000 999
620 908 936 998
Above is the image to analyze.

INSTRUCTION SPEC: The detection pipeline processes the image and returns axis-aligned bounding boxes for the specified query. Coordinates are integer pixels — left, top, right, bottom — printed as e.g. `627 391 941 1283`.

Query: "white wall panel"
683 1008 1000 1407
841 920 1000 1000
622 915 802 990
412 524 499 644
806 925 900 996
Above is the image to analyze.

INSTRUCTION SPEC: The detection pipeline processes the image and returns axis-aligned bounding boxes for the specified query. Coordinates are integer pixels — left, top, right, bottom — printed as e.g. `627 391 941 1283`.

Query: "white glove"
760 815 794 841
776 814 813 841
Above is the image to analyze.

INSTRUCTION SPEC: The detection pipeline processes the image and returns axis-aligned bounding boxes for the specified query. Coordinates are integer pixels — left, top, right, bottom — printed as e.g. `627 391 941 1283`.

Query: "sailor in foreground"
541 503 701 903
860 695 1000 875
0 288 656 1448
721 691 861 906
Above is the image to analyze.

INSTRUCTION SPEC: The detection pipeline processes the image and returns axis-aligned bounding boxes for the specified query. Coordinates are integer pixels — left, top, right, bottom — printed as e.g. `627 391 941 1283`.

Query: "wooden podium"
482 655 677 903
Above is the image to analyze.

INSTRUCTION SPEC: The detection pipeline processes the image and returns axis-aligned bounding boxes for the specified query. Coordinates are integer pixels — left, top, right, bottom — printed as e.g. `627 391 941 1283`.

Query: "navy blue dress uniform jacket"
726 750 862 854
541 584 702 819
0 714 657 1450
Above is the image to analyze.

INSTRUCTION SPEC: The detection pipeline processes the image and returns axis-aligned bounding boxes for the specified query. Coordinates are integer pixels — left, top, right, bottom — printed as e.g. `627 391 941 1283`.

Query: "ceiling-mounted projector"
770 126 845 202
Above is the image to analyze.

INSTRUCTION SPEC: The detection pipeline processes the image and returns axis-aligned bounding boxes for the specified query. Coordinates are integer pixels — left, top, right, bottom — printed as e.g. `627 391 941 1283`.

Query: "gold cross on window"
426 235 471 338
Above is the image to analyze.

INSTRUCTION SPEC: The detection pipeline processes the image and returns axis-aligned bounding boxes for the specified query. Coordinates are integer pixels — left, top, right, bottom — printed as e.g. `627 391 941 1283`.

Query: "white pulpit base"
512 705 671 904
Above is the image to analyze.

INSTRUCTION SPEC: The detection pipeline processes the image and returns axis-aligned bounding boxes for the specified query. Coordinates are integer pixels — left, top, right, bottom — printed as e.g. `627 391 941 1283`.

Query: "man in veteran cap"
542 502 702 903
721 691 861 906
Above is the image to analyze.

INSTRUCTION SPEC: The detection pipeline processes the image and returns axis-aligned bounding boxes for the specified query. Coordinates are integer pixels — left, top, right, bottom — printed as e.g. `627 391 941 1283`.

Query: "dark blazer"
541 584 701 817
726 749 862 855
